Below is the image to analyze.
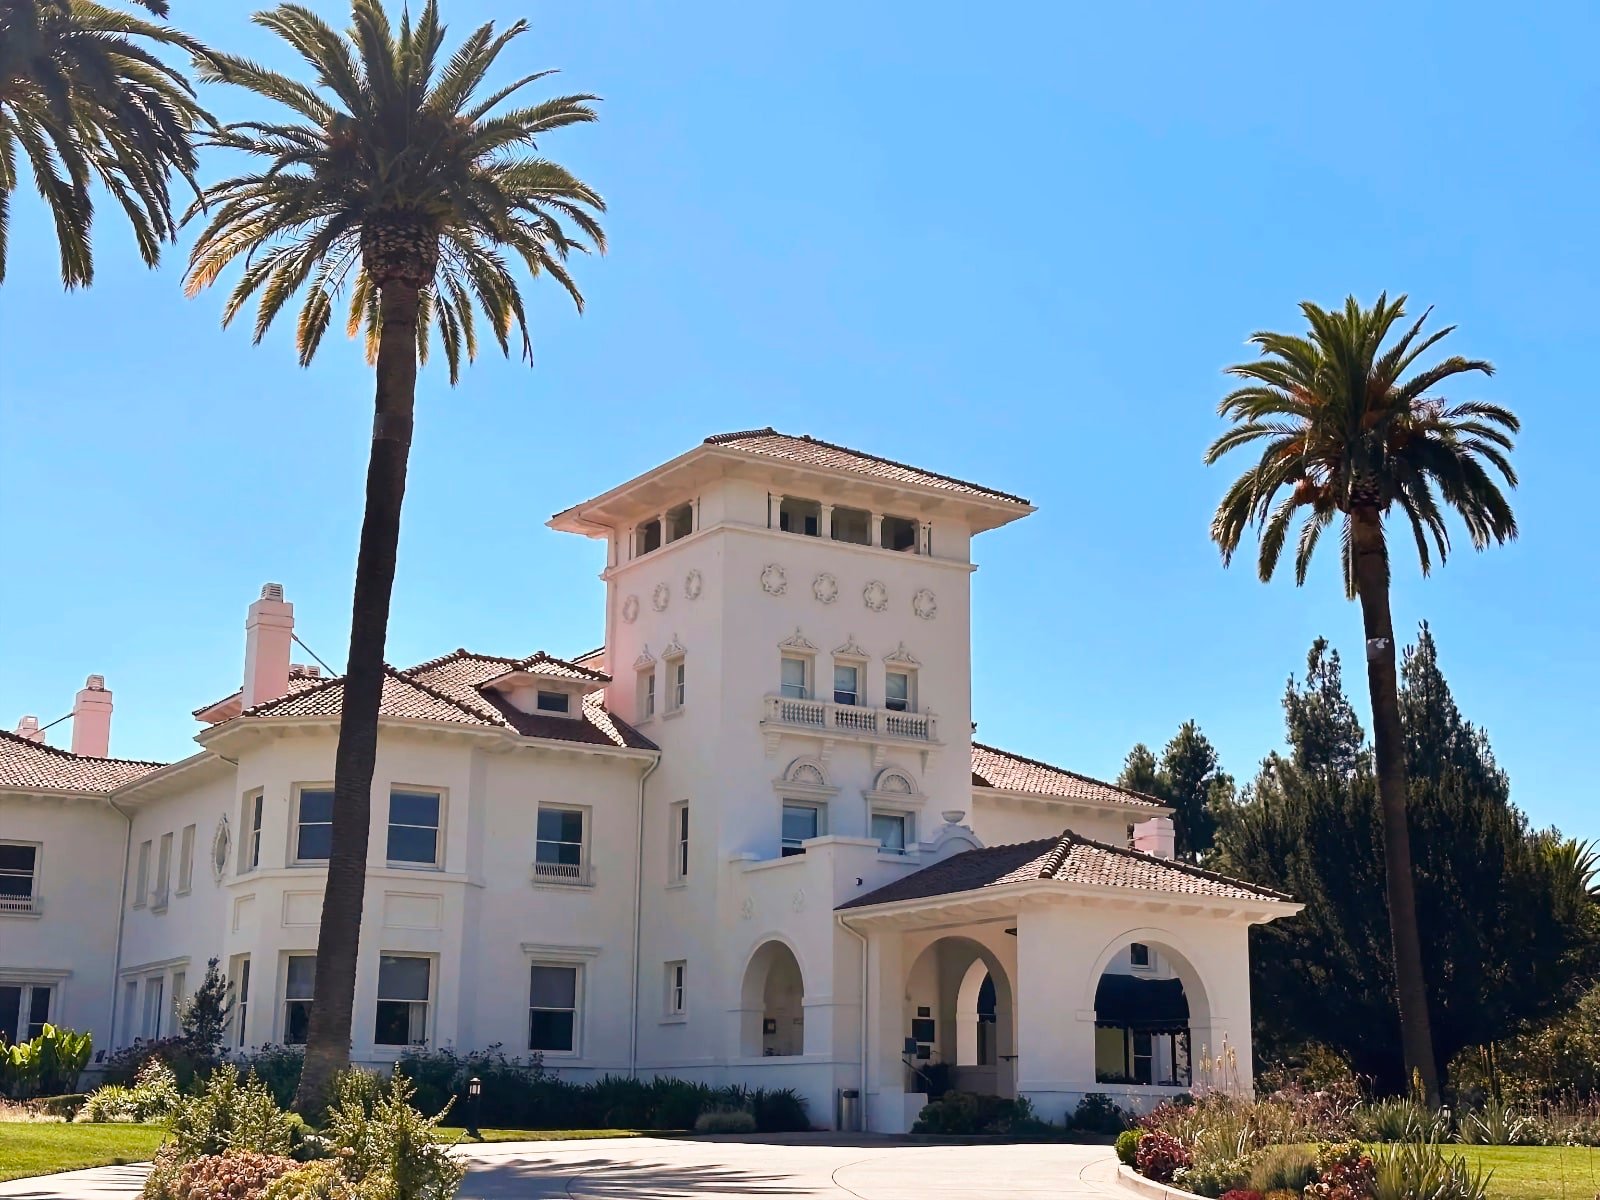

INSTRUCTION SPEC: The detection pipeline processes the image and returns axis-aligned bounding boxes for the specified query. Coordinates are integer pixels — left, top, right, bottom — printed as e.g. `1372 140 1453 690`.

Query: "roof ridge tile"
1052 829 1293 901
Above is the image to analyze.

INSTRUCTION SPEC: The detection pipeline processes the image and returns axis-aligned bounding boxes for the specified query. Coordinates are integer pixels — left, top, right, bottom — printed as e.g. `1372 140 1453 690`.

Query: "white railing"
530 860 591 886
762 696 937 742
0 893 40 916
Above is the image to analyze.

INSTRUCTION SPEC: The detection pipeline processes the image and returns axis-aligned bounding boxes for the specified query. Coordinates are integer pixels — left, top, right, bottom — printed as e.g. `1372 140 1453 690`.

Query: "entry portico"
837 830 1298 1132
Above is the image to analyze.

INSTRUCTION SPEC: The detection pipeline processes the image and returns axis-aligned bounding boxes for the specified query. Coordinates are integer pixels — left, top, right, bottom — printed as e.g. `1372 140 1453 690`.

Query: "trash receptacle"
837 1087 861 1132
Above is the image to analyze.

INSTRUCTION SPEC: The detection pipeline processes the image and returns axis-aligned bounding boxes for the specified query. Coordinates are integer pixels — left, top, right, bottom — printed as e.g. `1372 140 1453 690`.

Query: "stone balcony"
0 893 41 916
760 695 940 766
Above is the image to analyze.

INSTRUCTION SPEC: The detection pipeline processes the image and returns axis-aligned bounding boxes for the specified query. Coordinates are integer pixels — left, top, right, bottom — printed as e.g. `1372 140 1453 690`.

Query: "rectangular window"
780 656 809 700
1133 1030 1154 1085
534 807 586 882
781 802 821 856
671 804 689 881
134 840 151 907
872 812 909 855
26 985 50 1040
665 961 686 1016
154 832 173 908
640 670 656 720
635 518 662 556
295 787 334 862
121 981 137 1046
0 984 52 1043
170 971 187 1030
177 824 196 894
670 661 686 710
831 505 871 545
1129 942 1152 969
142 976 164 1039
777 497 821 537
374 955 431 1047
885 671 912 713
283 954 315 1044
387 788 442 866
833 663 860 706
536 690 571 714
528 963 579 1053
243 790 264 872
0 842 38 913
881 514 918 552
231 955 251 1048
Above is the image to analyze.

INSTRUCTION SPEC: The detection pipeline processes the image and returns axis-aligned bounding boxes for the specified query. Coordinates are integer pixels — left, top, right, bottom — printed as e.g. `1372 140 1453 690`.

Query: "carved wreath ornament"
812 572 839 604
913 587 938 620
684 569 704 600
652 582 671 612
761 563 788 596
863 580 889 612
621 594 640 624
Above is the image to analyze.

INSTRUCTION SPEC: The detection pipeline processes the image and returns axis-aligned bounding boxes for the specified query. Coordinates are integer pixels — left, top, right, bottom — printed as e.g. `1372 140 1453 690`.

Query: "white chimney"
12 715 45 743
1132 816 1176 860
243 583 294 708
71 674 114 758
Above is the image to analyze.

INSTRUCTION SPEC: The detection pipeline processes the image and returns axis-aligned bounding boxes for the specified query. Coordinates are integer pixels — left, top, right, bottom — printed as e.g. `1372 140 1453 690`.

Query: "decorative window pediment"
863 766 924 809
832 634 869 661
633 646 656 671
778 627 817 653
884 641 921 668
773 755 839 800
661 634 686 660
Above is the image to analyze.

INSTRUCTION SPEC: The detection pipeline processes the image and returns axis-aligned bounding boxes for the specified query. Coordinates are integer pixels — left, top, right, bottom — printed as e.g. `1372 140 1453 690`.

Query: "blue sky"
1 1 1595 838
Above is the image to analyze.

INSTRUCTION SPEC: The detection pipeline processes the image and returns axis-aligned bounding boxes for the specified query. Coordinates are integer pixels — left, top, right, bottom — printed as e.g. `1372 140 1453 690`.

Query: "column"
864 927 910 1132
869 512 884 548
819 502 834 541
1014 905 1097 1113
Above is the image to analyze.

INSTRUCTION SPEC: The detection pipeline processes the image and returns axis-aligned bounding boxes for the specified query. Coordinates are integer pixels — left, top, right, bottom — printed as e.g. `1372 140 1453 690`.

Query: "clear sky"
1 1 1594 839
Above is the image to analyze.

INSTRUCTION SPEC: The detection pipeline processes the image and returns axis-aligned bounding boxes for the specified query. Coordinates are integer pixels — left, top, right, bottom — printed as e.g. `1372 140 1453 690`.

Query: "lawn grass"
1455 1144 1600 1200
434 1126 648 1144
0 1122 166 1182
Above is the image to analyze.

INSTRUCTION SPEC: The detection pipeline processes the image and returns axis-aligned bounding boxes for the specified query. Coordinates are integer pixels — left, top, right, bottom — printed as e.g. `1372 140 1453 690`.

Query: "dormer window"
881 514 918 552
778 497 821 537
665 503 694 542
635 519 662 557
536 690 571 715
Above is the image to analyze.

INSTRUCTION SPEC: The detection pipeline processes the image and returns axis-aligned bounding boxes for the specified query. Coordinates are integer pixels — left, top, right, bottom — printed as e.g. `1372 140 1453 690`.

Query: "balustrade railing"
531 860 590 885
0 893 40 916
762 696 937 742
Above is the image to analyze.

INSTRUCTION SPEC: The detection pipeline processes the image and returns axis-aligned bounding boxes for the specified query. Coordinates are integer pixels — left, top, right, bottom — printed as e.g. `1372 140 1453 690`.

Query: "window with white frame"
669 803 689 882
142 975 165 1038
0 983 52 1043
283 954 315 1044
871 810 912 855
121 981 137 1045
534 806 586 883
536 690 571 715
639 668 657 720
781 802 823 856
294 786 334 862
170 971 187 1029
387 788 442 867
134 839 151 907
230 955 251 1048
528 963 580 1054
1129 942 1153 971
881 514 918 552
780 655 810 700
153 831 173 909
832 661 860 706
374 955 431 1046
177 824 196 894
885 668 915 713
665 960 686 1017
0 842 39 914
667 658 686 712
242 789 264 872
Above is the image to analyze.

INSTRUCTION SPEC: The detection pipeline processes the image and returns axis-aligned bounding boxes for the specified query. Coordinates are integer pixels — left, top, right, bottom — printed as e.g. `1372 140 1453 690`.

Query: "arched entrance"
1092 938 1202 1087
740 940 805 1057
904 936 1015 1097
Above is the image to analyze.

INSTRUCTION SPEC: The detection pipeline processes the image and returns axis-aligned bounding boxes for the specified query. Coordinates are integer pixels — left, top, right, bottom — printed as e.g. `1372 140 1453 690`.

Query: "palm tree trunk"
1351 514 1440 1105
292 280 419 1115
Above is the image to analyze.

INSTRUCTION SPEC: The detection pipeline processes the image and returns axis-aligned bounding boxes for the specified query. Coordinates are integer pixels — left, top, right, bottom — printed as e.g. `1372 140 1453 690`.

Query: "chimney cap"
260 582 285 602
84 674 106 690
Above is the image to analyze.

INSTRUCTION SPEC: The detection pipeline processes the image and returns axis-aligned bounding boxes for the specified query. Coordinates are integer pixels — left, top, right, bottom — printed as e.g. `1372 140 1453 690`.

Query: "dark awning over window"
1094 973 1189 1030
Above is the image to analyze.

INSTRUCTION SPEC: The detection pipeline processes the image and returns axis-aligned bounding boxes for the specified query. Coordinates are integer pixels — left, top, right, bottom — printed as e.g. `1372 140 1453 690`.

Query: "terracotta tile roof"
704 428 1031 506
0 729 165 793
193 668 327 720
227 649 655 752
839 830 1292 910
971 742 1165 809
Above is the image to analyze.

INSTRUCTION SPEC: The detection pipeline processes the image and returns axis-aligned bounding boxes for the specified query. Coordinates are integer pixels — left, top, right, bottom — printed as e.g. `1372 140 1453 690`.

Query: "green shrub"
748 1087 810 1133
1133 1129 1191 1184
79 1061 182 1123
1247 1144 1316 1192
0 1024 93 1098
1350 1098 1449 1143
1458 1099 1542 1145
1306 1142 1375 1199
911 1090 1038 1135
102 1037 214 1093
262 1159 361 1200
164 1065 297 1162
238 1046 306 1110
27 1092 87 1119
1114 1128 1143 1165
322 1071 465 1200
1368 1139 1491 1200
1068 1092 1130 1134
694 1108 757 1134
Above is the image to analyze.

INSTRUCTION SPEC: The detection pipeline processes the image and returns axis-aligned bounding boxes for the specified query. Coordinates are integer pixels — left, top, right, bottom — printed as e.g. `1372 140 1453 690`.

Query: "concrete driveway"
0 1136 1127 1200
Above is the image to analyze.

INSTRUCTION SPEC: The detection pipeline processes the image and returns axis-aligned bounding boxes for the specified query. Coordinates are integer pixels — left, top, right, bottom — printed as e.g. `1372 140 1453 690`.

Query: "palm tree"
1206 294 1519 1104
0 0 205 286
185 0 605 1112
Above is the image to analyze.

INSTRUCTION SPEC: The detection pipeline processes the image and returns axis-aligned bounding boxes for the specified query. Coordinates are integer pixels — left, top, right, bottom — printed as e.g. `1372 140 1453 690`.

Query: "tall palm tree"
185 0 605 1112
0 0 205 286
1207 294 1519 1104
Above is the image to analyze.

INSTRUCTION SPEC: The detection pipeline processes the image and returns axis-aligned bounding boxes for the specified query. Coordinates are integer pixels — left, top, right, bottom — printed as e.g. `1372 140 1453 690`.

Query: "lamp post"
466 1076 482 1140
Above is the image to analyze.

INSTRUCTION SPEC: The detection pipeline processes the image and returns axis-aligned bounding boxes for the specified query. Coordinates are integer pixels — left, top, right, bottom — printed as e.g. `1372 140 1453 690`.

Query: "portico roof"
837 830 1292 911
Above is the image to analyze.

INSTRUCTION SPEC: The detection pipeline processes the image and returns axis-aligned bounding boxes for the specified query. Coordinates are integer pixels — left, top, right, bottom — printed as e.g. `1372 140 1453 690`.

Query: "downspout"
104 794 134 1053
837 913 869 1132
628 752 661 1079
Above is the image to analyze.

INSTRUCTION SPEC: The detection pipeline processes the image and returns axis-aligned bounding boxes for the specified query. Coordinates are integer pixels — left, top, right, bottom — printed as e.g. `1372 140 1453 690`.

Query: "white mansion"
0 429 1297 1131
